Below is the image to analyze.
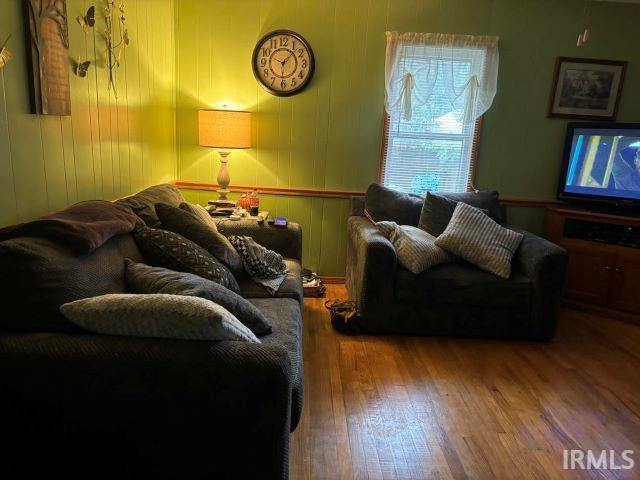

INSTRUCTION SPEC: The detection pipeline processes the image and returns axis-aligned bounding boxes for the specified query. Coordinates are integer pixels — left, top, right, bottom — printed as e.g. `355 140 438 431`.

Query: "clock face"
252 30 315 96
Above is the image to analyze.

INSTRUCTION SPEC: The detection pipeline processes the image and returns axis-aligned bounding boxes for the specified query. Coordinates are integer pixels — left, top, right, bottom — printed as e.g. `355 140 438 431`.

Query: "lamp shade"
198 109 251 149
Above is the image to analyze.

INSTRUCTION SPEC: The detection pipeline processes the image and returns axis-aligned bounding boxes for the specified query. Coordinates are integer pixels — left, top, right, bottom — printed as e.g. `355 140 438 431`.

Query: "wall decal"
75 6 94 79
76 5 95 33
0 35 12 69
24 0 71 115
73 58 91 77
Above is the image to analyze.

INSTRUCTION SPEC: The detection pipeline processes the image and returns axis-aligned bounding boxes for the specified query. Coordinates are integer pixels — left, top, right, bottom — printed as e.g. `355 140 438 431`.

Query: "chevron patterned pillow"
60 294 260 342
377 221 451 275
134 226 240 293
435 202 523 279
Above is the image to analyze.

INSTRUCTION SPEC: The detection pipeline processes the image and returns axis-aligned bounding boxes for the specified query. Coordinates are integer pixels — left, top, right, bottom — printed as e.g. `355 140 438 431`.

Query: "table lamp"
198 109 251 200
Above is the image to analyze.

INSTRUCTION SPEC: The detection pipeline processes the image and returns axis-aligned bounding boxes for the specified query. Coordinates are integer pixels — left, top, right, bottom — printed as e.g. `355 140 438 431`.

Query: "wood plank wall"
174 0 640 276
0 0 177 227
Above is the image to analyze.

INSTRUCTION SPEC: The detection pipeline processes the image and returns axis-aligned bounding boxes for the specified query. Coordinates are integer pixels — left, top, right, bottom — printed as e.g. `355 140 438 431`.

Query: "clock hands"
282 51 295 66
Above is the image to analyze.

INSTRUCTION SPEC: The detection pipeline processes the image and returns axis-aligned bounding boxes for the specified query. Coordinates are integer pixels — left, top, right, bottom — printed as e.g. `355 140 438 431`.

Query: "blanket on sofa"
228 235 288 295
0 201 142 254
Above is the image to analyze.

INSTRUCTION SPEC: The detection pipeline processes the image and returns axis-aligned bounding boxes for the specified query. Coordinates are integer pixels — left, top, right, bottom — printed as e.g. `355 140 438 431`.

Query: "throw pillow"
134 226 240 293
125 260 272 336
364 183 423 226
418 192 495 237
156 203 244 277
434 202 523 279
60 294 259 343
116 183 186 227
179 202 215 227
377 221 451 274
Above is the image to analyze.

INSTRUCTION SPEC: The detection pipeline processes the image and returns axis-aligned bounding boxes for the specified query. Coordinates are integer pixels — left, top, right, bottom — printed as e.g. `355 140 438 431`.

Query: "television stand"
546 206 640 325
582 204 640 218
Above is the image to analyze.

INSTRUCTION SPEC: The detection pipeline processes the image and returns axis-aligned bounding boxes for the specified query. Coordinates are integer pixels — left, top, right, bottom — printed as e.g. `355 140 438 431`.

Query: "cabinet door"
563 243 615 306
610 253 640 314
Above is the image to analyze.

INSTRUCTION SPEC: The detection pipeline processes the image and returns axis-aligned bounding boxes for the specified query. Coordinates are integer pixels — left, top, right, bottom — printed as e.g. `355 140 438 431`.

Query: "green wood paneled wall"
0 0 176 228
174 0 640 276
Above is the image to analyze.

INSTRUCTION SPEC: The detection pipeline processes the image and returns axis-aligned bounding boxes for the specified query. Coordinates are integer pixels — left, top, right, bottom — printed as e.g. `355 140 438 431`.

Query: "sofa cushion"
155 203 244 278
395 262 532 307
364 183 423 226
418 191 505 236
117 184 185 227
125 260 272 337
435 203 523 279
238 258 303 304
134 226 240 293
0 234 143 332
249 297 303 430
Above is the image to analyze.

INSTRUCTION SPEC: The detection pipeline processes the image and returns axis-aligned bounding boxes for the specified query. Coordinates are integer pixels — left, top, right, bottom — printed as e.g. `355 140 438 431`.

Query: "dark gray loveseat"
0 184 303 479
346 190 567 340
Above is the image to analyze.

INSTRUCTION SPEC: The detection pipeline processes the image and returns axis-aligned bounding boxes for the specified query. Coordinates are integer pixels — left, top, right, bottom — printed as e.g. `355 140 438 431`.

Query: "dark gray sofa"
0 184 303 479
346 195 567 340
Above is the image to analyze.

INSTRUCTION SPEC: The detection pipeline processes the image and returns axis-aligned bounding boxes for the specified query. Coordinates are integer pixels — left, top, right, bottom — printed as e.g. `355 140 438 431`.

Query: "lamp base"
216 151 231 200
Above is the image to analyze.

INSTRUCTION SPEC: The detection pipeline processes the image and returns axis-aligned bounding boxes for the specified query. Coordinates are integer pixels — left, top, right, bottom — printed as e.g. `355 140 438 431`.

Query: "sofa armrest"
346 216 397 313
0 333 292 479
510 227 568 340
214 218 302 262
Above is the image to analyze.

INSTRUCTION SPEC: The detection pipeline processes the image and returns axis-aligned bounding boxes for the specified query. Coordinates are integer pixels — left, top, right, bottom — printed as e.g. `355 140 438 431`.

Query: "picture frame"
548 57 627 121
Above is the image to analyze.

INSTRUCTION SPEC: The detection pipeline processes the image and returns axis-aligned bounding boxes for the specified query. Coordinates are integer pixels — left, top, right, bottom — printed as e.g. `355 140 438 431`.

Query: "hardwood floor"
290 284 640 479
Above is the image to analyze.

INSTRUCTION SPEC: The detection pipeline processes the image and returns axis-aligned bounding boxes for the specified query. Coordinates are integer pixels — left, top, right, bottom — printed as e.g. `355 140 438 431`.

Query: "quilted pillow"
134 226 240 293
156 203 244 277
377 221 451 274
125 260 272 337
434 202 523 279
60 294 259 343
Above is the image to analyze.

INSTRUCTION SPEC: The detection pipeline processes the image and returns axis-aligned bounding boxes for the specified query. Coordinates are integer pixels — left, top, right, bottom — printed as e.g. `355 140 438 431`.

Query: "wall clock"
252 30 315 97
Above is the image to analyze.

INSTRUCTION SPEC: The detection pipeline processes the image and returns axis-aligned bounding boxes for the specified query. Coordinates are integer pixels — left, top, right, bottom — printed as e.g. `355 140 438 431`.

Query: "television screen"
559 123 640 204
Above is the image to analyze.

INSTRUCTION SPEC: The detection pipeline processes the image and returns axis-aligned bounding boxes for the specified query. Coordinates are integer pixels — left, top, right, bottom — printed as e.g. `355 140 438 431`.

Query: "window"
381 33 499 195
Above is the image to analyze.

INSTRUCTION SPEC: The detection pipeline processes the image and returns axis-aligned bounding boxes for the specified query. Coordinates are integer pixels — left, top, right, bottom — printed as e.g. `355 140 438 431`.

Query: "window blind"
381 44 488 195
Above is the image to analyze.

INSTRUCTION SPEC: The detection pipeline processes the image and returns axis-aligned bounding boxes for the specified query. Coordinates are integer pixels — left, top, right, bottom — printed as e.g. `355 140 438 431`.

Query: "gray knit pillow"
377 221 451 274
434 202 523 279
60 294 260 343
125 260 272 337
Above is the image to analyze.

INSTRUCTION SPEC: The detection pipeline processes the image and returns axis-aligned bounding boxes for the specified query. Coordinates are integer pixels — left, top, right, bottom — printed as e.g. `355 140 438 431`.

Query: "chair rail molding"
173 181 562 207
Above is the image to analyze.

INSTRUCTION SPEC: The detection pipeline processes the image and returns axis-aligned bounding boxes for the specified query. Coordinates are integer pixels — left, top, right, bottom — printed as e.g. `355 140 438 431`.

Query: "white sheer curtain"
384 32 499 125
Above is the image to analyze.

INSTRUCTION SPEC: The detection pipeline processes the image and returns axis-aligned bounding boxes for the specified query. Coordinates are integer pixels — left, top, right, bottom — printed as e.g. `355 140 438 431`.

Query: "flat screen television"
558 122 640 209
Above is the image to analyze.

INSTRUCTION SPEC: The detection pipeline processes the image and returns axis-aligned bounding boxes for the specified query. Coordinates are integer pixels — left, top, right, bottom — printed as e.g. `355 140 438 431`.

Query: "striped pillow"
434 202 523 279
377 221 451 274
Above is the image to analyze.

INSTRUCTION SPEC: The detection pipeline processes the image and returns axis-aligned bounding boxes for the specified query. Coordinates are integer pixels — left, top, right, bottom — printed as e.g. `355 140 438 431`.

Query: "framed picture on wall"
548 57 627 121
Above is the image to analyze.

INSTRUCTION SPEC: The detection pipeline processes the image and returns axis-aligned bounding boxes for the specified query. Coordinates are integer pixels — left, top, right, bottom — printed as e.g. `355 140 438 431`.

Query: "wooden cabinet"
610 253 640 314
562 243 615 306
546 207 640 324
